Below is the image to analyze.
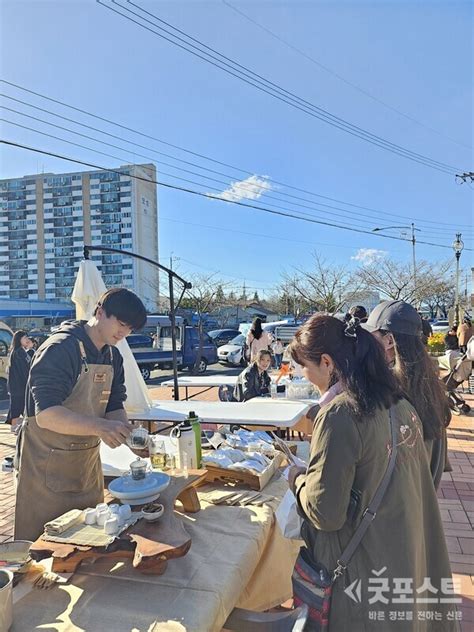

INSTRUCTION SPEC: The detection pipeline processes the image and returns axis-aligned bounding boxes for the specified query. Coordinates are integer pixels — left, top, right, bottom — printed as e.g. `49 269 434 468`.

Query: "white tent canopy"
71 259 152 413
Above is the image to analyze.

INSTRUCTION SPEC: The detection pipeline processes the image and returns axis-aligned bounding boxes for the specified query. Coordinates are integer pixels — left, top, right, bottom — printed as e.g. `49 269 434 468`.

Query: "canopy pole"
83 245 191 401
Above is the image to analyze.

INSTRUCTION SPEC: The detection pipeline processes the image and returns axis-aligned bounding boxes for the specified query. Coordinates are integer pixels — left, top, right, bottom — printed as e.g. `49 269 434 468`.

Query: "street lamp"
372 223 420 303
452 233 464 326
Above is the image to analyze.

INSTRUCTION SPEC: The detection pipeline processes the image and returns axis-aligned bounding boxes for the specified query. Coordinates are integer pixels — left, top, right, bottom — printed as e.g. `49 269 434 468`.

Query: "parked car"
129 318 218 380
218 333 246 366
207 329 241 347
432 319 450 334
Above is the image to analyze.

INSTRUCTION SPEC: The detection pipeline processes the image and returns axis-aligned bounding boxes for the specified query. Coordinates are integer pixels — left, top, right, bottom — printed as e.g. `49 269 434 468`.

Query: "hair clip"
344 316 360 339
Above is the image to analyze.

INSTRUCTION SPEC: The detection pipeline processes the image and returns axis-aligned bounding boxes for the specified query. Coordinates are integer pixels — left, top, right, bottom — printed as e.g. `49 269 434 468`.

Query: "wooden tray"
203 452 284 490
29 470 207 575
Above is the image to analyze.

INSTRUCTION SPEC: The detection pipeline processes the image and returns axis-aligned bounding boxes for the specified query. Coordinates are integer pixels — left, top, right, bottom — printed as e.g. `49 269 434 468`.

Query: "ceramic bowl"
0 541 32 573
141 502 165 522
108 471 170 502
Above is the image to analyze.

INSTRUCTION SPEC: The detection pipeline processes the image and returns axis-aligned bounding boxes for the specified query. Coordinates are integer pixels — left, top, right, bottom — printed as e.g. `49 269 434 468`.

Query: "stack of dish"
108 471 170 505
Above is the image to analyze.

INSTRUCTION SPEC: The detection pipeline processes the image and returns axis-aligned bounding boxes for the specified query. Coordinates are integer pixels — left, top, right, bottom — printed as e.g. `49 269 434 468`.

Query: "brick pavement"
0 386 473 628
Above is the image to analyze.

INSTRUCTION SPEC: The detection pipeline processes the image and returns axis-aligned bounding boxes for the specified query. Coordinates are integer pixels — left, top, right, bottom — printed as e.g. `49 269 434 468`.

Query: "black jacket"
25 321 126 418
7 347 33 420
234 364 271 402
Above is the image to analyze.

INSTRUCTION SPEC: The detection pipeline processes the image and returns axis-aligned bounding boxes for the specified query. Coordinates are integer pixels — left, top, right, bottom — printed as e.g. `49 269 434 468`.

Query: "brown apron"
14 341 114 541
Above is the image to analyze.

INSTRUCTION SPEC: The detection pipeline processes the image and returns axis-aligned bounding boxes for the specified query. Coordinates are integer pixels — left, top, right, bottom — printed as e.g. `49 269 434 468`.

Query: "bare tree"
184 274 228 373
356 258 453 306
288 254 360 314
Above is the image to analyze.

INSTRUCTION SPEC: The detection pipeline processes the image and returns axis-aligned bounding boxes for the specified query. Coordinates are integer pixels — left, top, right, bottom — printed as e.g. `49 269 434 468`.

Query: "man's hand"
98 418 132 449
287 465 306 492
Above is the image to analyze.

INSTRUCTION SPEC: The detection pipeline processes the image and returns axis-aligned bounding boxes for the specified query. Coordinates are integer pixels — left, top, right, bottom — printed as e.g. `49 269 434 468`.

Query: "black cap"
362 300 422 336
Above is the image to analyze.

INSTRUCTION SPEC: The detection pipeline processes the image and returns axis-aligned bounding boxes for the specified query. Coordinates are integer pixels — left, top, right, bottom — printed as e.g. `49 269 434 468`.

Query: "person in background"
444 326 459 351
14 288 147 542
271 337 284 369
457 316 472 353
287 314 456 631
234 349 272 402
245 317 273 363
347 304 368 323
419 313 433 345
363 300 451 489
6 331 35 433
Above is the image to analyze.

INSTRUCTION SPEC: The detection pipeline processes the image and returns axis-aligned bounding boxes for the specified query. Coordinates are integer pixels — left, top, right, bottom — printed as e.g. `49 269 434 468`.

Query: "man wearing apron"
14 288 147 541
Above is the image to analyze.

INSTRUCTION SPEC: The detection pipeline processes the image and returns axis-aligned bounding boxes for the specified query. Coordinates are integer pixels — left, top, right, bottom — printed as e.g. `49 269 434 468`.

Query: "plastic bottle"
270 382 277 399
174 419 197 470
188 411 202 468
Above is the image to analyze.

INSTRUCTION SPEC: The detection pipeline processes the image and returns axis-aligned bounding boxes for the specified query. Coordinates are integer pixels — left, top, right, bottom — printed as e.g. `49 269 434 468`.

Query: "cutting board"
29 470 207 575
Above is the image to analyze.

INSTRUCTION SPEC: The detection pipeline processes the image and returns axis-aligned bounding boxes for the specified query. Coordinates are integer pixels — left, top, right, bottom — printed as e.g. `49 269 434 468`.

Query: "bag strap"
332 405 398 581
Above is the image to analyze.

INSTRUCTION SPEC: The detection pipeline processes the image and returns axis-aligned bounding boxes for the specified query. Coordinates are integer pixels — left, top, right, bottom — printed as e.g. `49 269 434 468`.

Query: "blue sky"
1 0 472 298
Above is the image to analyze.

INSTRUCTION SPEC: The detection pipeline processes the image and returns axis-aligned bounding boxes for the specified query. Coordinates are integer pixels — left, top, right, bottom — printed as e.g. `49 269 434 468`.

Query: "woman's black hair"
93 288 147 331
250 317 263 340
10 330 28 353
384 330 451 439
289 314 401 418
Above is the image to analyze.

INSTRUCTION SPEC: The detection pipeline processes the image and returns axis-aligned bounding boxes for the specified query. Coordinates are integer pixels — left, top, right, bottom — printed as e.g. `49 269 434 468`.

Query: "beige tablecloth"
12 476 300 632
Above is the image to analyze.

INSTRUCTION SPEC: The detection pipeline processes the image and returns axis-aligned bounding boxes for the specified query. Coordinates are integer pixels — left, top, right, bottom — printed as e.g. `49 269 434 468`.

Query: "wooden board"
29 470 207 575
203 453 284 490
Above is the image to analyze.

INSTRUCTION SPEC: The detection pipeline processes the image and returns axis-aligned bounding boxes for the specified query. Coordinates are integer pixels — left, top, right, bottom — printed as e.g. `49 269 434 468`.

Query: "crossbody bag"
292 406 398 631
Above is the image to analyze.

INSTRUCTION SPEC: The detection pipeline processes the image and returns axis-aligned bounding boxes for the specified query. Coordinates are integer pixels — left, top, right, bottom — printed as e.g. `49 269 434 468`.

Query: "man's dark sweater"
25 321 126 418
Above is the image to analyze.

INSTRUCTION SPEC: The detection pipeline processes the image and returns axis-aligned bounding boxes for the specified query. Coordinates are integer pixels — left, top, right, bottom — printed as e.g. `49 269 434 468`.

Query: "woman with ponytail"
363 300 451 489
287 314 456 631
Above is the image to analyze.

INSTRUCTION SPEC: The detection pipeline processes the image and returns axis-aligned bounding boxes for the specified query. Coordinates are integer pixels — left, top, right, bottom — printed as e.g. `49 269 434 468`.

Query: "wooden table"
13 475 300 632
29 471 207 575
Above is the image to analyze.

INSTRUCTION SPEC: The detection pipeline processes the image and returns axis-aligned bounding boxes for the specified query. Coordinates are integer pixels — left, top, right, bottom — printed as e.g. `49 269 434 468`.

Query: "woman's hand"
287 465 306 492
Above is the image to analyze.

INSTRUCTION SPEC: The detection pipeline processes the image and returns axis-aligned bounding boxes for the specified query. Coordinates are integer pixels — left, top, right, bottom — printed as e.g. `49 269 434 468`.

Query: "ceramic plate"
126 492 162 506
108 472 170 501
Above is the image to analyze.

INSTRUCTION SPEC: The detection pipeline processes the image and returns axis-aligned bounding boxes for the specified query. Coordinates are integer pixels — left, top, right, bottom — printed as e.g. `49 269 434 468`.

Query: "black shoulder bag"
292 407 398 631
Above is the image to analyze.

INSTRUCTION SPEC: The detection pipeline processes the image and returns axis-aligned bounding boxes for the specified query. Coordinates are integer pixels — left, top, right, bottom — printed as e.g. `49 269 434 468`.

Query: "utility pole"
455 172 474 184
411 223 417 306
452 234 464 325
372 224 420 304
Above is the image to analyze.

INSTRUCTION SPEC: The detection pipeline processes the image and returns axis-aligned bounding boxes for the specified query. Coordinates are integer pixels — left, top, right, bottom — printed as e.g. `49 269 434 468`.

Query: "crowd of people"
4 294 471 630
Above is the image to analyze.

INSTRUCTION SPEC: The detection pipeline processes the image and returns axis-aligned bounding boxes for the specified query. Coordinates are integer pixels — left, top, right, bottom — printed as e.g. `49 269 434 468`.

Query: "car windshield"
230 334 245 345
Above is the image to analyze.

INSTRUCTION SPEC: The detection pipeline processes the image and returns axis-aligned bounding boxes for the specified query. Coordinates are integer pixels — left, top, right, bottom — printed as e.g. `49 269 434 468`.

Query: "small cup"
96 503 108 513
119 504 132 521
104 515 119 535
97 509 110 526
84 508 97 525
109 504 120 515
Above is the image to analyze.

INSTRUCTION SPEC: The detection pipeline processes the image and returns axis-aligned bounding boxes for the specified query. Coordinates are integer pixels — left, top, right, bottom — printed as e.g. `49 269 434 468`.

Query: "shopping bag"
275 489 303 539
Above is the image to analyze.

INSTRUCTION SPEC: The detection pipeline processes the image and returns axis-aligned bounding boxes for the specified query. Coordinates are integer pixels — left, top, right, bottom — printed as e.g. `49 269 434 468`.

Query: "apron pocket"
45 443 100 493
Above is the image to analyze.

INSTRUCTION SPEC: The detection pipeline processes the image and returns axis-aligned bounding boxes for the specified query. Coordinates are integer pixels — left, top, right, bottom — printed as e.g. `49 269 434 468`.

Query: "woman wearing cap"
363 300 451 489
287 314 456 631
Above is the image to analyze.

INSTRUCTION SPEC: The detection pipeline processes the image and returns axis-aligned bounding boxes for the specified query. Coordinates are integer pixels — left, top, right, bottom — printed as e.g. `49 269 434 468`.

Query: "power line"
96 0 462 175
222 0 471 151
5 105 467 238
3 115 468 243
3 138 471 252
3 80 472 229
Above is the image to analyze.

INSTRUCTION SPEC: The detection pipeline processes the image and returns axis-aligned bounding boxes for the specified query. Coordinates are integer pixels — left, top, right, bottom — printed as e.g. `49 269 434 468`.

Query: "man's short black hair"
94 288 147 331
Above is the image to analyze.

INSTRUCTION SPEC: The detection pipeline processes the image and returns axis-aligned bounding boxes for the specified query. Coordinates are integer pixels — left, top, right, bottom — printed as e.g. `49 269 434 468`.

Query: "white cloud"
210 175 272 202
351 248 387 265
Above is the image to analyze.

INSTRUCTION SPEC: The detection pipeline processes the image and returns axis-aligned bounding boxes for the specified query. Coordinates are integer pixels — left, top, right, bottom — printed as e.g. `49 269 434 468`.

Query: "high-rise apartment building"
0 163 159 309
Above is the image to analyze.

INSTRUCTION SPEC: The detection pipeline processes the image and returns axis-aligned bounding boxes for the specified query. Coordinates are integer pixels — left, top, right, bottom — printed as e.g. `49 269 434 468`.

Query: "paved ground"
1 387 473 629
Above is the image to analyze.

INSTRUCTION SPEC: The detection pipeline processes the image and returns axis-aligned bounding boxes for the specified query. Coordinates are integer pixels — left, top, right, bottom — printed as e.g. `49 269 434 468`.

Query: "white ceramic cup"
0 569 13 632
